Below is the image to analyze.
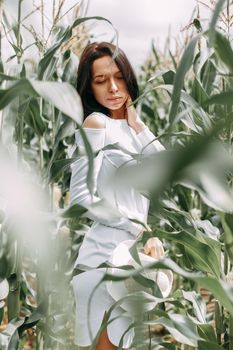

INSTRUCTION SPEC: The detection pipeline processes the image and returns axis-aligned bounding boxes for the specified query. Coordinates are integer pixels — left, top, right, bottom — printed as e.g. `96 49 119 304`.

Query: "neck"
109 106 126 119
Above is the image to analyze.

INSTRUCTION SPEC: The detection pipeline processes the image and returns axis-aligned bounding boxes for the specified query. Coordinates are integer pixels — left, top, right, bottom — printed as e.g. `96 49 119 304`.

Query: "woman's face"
91 55 129 117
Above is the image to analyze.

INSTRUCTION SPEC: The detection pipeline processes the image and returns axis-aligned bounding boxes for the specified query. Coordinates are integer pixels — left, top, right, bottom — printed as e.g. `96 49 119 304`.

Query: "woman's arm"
69 113 144 237
134 124 165 154
125 96 165 155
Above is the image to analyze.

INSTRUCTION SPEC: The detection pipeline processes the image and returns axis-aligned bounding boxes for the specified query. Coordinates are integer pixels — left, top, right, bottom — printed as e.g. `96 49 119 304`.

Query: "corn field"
0 0 233 349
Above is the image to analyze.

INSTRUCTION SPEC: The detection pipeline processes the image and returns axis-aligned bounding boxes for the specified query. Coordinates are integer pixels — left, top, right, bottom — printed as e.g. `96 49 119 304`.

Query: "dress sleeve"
136 126 165 155
69 128 143 237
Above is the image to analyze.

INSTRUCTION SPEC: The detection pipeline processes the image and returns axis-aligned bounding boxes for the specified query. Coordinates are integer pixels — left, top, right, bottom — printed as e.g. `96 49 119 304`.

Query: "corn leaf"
168 36 198 125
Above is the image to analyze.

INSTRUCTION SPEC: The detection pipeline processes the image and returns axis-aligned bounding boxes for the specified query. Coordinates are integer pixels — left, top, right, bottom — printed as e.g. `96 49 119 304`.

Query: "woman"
70 42 170 350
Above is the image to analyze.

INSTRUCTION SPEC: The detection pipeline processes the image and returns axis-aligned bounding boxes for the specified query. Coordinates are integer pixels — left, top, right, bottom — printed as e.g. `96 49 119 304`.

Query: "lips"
107 97 122 101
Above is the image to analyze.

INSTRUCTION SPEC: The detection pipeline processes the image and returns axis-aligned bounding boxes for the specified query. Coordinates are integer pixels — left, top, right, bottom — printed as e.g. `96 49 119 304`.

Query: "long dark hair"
76 42 139 119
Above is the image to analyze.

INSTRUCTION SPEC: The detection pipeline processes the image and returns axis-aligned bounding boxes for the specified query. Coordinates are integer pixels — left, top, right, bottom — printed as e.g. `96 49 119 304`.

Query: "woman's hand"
144 237 165 259
124 96 146 134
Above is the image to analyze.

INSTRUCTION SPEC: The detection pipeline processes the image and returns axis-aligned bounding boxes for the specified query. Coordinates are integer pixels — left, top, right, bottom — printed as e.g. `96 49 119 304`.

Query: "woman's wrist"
130 120 147 134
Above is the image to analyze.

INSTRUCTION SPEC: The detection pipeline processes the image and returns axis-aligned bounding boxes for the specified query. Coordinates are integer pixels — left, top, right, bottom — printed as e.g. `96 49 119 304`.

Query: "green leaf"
76 127 105 197
128 240 141 266
198 340 224 350
197 324 217 343
147 69 175 84
221 213 233 264
194 219 220 240
102 257 233 316
193 276 233 317
141 103 155 119
0 73 18 82
0 79 83 124
204 90 233 106
181 226 221 275
18 301 47 334
208 0 227 46
182 290 206 323
38 32 69 80
0 79 38 110
191 78 209 106
162 70 175 85
61 203 87 219
201 59 216 95
114 134 233 214
169 36 198 125
151 40 160 64
145 314 201 346
24 98 46 136
214 31 233 73
30 80 83 124
154 229 220 277
0 255 14 280
0 58 3 73
179 162 233 212
55 118 75 143
169 50 177 70
157 84 211 131
50 158 77 181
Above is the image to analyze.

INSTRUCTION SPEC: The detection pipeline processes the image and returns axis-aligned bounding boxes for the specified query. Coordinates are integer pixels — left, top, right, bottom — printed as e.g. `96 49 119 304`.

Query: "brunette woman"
70 42 171 350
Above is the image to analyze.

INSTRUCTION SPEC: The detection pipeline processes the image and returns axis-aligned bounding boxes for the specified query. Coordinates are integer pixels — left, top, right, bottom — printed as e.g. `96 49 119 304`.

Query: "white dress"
70 112 166 348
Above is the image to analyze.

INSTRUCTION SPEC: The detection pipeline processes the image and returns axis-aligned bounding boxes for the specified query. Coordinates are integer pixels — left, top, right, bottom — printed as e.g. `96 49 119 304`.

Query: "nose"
109 78 118 93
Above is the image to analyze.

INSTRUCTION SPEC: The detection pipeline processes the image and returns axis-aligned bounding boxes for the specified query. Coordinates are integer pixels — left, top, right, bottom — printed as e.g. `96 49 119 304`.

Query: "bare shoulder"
82 113 105 129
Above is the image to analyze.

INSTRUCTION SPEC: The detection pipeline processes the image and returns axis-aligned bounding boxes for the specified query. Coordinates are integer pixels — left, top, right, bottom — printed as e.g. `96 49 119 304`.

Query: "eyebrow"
93 70 122 79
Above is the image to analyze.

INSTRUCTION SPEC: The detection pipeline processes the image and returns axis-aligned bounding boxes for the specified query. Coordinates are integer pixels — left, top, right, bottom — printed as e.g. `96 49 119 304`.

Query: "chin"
107 102 125 110
108 105 123 110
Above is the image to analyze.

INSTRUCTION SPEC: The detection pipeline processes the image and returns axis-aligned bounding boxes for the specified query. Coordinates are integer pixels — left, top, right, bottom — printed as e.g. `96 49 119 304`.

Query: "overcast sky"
86 0 199 70
4 0 211 71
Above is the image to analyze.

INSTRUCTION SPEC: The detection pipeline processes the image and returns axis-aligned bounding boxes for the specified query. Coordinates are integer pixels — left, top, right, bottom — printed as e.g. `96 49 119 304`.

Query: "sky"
3 0 211 71
85 0 199 70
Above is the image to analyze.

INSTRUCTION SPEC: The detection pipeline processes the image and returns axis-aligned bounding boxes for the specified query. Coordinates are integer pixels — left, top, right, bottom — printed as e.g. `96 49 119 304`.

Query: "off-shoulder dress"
70 112 170 348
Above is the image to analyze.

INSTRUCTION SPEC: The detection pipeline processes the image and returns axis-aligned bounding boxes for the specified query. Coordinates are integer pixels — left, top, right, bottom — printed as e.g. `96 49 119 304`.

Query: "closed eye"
95 80 106 84
94 75 123 83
